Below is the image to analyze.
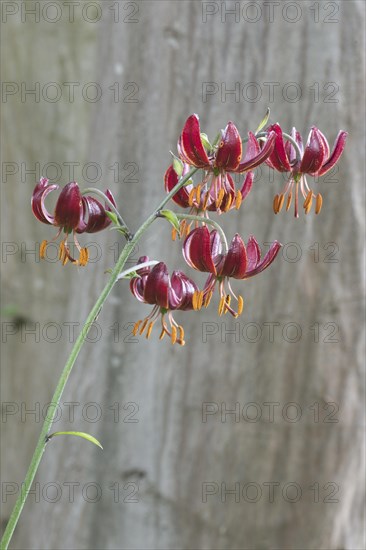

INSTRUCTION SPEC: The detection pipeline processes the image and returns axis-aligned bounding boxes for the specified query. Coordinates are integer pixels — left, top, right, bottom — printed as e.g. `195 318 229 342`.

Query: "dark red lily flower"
266 123 348 217
164 163 253 238
130 257 199 345
183 226 282 317
32 178 116 266
166 114 276 214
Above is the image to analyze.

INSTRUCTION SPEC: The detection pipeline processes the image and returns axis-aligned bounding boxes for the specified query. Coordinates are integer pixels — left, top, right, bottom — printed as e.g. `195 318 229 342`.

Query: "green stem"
0 167 198 550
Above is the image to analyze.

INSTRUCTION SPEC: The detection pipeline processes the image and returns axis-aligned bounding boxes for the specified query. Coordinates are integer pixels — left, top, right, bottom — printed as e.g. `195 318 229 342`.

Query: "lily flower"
166 114 276 214
164 163 254 238
130 257 199 345
266 123 347 217
183 226 282 317
31 178 116 266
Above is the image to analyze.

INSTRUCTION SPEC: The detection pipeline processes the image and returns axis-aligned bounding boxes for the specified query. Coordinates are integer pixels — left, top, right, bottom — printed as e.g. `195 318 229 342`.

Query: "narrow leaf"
160 210 180 231
255 108 270 135
49 431 103 449
200 133 212 151
105 211 119 225
173 158 184 177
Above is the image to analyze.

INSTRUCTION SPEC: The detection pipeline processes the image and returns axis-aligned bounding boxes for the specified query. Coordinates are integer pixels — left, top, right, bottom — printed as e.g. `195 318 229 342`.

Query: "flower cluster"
31 113 347 345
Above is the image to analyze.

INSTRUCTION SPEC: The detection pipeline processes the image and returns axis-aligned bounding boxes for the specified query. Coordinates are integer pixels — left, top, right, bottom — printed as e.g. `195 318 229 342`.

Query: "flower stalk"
0 166 198 550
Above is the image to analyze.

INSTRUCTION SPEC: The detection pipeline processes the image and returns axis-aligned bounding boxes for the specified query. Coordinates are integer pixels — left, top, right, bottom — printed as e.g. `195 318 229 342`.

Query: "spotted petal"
164 165 191 208
300 127 327 175
77 189 117 233
215 122 242 171
143 262 169 309
31 177 59 225
318 130 348 176
265 124 292 172
170 271 198 311
220 234 247 279
245 241 282 278
183 226 217 274
236 131 276 173
177 114 210 168
54 182 83 231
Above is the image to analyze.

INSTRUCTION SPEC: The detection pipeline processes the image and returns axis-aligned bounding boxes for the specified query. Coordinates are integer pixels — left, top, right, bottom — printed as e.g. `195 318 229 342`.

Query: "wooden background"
1 1 365 548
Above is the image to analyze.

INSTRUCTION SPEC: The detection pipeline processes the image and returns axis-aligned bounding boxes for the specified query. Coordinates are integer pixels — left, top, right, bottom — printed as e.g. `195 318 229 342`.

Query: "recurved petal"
245 241 282 278
31 177 58 224
130 277 146 303
300 127 327 175
177 114 210 168
78 189 117 234
170 271 198 311
236 131 276 173
54 182 83 231
164 165 191 208
318 130 348 176
221 234 247 278
215 122 242 171
143 262 169 309
246 236 260 271
284 127 303 166
240 171 254 201
183 226 217 274
264 124 292 172
135 256 152 277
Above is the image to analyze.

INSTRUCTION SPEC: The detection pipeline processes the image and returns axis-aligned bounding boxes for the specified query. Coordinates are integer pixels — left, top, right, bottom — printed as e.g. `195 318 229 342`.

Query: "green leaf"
160 210 180 231
105 211 119 225
255 108 270 135
200 132 212 151
48 431 103 449
173 158 184 177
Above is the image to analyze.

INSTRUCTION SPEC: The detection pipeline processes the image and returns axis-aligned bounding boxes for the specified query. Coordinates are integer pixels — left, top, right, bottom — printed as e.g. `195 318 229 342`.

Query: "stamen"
315 193 323 215
222 193 233 212
303 189 313 210
286 192 292 211
179 219 186 238
202 191 210 210
139 318 149 335
218 296 226 316
185 222 192 237
193 290 204 310
304 196 313 215
273 194 279 214
146 321 155 339
171 227 177 241
132 320 141 336
204 290 213 308
235 191 242 210
237 295 244 316
195 184 201 204
277 193 285 213
216 188 225 209
159 328 166 340
223 294 231 314
178 325 185 342
59 241 66 260
40 240 48 260
171 326 177 345
79 248 89 267
188 188 196 207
